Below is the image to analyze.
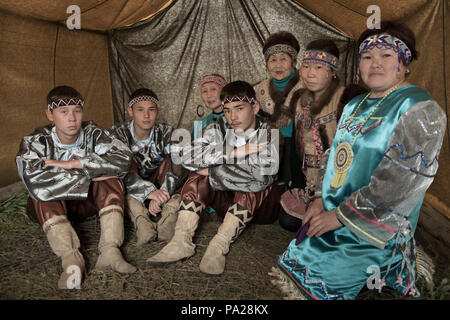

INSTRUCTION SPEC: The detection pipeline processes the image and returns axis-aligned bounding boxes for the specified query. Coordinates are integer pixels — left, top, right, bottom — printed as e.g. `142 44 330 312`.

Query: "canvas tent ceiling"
0 0 448 215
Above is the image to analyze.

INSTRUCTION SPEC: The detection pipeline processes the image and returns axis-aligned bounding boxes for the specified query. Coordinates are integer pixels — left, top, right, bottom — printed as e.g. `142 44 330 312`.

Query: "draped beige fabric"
108 0 355 128
0 0 448 212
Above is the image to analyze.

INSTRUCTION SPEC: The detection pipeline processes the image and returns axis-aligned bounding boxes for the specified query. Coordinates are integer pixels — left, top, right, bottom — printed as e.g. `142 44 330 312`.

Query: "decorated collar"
51 126 84 148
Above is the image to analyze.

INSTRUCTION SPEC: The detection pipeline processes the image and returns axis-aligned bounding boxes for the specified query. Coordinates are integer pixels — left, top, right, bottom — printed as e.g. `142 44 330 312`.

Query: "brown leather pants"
26 178 125 226
180 172 280 224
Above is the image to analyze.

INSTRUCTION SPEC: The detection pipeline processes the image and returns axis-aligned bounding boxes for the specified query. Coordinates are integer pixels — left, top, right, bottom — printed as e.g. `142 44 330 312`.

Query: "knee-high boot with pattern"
199 203 253 275
146 199 202 265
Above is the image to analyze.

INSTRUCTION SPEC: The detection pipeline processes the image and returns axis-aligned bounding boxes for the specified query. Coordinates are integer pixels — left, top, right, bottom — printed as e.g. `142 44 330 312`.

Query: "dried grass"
0 191 448 300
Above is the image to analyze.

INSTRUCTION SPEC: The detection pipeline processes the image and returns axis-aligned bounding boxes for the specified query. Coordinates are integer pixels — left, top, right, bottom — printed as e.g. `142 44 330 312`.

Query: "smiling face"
127 100 158 137
300 62 335 99
267 52 293 81
201 82 223 112
223 100 260 133
359 47 407 97
46 104 83 145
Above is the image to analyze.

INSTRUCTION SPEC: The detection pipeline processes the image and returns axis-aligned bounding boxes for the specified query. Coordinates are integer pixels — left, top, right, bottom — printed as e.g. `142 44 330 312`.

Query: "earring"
396 64 402 79
196 104 205 117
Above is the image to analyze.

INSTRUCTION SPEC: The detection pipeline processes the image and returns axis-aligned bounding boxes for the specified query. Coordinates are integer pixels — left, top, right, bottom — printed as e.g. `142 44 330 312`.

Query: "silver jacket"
180 116 280 193
111 121 184 202
16 121 132 202
334 100 446 249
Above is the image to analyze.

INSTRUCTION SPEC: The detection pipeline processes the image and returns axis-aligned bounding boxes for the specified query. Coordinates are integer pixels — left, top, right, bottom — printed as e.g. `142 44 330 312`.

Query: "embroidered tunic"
16 121 132 202
111 121 183 203
276 86 446 299
294 85 345 197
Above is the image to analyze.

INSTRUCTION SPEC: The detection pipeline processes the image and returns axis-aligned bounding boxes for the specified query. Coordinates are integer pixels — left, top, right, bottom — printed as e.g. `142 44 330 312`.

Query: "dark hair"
263 31 300 54
357 20 418 64
220 81 256 103
306 39 340 59
129 88 158 103
47 85 83 105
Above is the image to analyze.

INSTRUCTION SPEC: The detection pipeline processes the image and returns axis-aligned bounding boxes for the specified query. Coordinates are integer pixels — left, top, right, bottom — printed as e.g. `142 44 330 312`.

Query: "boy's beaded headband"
128 95 159 108
201 75 227 88
264 44 298 62
48 98 84 111
222 96 256 106
302 50 339 71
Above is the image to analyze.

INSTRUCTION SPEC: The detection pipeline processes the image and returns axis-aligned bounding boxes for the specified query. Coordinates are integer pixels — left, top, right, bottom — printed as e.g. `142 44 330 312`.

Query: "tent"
0 0 448 239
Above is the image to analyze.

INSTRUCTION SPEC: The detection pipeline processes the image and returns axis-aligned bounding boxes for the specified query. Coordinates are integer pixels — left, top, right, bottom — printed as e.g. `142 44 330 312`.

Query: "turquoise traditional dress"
192 110 224 141
272 85 446 300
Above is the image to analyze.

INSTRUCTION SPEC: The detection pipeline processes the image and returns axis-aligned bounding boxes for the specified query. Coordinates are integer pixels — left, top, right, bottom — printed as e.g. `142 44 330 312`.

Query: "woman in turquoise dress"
269 21 447 300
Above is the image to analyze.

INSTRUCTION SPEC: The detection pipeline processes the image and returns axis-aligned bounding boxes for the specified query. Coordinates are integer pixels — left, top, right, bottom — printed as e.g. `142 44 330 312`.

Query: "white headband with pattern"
222 96 256 105
48 98 84 111
128 95 159 108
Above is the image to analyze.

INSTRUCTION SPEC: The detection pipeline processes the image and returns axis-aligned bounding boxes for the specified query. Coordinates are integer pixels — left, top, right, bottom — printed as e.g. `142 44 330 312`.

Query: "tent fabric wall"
108 0 355 130
0 0 174 31
0 0 448 211
0 10 113 187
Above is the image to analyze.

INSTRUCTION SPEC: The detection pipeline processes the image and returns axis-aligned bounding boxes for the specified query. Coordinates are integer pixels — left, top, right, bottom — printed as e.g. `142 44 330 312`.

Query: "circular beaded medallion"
334 142 354 174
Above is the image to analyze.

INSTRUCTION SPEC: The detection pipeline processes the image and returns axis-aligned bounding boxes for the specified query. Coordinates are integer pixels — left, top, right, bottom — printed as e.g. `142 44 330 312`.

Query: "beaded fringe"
415 245 435 285
268 267 307 300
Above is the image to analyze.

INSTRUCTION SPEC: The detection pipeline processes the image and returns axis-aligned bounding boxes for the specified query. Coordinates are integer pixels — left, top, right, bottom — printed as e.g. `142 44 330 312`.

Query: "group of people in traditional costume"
16 20 446 299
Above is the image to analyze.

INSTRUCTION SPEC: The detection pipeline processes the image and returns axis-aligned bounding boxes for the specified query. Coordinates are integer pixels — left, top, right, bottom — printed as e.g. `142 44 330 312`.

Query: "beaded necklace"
330 83 401 189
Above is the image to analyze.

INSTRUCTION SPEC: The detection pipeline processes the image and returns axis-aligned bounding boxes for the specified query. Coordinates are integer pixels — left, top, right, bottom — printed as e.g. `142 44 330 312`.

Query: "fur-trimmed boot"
126 195 157 245
146 199 201 265
95 205 137 273
157 194 181 241
44 215 85 289
199 203 253 275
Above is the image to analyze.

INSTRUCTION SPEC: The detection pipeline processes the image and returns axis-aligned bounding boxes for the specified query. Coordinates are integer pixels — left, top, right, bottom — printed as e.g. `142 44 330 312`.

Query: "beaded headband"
264 44 298 62
222 96 256 106
358 33 412 67
48 98 84 111
128 95 159 108
201 75 227 88
357 33 412 79
302 50 339 71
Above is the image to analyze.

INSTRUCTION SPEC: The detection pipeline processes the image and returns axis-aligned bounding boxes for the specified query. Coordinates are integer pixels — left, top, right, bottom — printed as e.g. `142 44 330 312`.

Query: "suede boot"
199 203 252 275
146 200 201 265
44 215 85 289
157 194 181 241
126 195 157 244
95 205 137 273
